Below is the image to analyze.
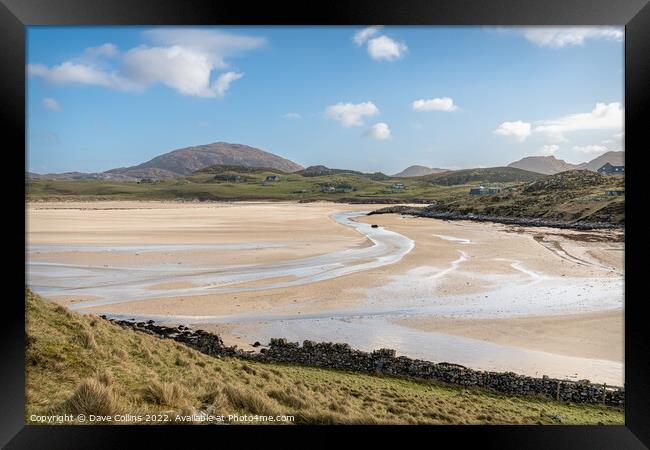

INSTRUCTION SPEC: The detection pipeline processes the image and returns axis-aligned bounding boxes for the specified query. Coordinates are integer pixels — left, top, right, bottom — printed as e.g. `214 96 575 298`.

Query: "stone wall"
106 318 624 407
257 339 624 407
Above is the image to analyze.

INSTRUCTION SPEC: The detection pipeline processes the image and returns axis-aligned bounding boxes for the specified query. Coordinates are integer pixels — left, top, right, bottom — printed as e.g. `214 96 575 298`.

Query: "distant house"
469 186 502 195
605 189 625 196
598 163 625 174
321 186 336 193
391 183 405 190
265 175 280 182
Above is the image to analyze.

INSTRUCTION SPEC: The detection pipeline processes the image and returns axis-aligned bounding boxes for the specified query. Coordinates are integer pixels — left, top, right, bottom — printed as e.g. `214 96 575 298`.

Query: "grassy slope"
26 171 464 203
26 290 623 425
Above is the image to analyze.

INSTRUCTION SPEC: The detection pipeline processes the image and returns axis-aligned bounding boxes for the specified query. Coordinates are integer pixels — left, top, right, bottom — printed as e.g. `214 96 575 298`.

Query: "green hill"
26 289 622 425
423 167 544 186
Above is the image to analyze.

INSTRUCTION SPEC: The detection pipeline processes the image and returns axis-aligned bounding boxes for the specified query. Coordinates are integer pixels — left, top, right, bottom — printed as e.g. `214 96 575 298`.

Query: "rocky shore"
367 205 623 230
104 317 624 407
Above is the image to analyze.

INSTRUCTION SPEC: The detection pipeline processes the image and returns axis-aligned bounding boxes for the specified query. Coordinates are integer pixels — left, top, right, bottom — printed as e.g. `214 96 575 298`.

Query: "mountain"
393 165 448 177
507 156 578 175
576 151 625 172
508 152 625 175
106 142 303 179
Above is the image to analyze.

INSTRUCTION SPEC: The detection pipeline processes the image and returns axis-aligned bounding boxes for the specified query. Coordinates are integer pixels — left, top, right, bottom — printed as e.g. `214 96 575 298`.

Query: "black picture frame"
3 0 649 447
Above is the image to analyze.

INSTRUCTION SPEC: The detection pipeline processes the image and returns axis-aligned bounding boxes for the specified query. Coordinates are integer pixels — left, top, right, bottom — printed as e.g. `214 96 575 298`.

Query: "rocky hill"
523 170 610 193
577 151 625 172
508 156 578 175
106 142 303 178
508 152 625 175
371 169 624 227
393 165 448 177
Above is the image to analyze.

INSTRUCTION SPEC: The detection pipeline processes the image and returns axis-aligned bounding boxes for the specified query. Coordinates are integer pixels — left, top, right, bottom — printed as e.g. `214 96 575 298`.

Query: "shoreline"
27 198 624 230
368 205 624 230
27 200 624 385
103 315 625 399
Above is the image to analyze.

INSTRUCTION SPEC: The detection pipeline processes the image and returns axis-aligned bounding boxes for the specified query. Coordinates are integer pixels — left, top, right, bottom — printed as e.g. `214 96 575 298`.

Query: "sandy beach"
26 201 624 384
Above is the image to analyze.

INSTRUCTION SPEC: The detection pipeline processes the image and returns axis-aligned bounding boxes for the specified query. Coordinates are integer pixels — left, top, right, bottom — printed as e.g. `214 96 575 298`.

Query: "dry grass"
25 289 624 425
61 378 119 417
142 380 184 406
77 329 97 350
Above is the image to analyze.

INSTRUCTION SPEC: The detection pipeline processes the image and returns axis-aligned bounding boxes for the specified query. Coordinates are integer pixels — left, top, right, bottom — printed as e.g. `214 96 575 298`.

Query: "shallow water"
27 211 415 308
26 210 624 384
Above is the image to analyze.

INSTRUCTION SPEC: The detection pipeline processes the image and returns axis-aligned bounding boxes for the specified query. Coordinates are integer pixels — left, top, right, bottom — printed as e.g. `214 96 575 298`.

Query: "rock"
371 224 379 228
252 341 261 347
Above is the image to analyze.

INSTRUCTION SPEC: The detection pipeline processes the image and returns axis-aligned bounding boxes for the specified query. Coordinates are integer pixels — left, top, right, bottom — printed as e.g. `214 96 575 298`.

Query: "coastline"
26 200 624 384
368 205 624 230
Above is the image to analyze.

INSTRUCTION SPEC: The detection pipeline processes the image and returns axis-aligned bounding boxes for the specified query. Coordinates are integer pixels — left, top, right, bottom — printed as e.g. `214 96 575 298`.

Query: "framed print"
2 0 649 447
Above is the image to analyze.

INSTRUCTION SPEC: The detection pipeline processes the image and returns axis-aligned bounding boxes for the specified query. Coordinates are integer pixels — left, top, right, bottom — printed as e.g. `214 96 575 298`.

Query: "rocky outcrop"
367 206 623 230
104 317 624 407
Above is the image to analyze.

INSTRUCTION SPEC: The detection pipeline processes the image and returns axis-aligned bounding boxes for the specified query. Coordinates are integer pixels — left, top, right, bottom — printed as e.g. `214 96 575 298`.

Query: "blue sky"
27 26 624 174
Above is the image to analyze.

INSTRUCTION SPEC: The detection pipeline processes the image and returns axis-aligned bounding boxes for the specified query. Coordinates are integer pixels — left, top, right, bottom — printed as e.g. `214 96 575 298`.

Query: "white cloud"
42 97 61 112
353 28 407 62
573 144 609 154
412 97 458 112
353 26 382 46
540 144 559 156
365 122 391 140
142 28 266 69
520 27 623 48
28 28 264 98
534 102 623 142
494 102 623 144
210 71 243 97
284 112 302 120
367 35 407 61
28 62 132 90
325 101 379 127
494 121 532 142
84 43 118 59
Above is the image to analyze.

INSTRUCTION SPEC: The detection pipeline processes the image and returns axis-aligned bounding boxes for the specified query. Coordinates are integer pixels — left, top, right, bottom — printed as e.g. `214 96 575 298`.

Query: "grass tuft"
223 385 280 416
60 378 119 416
142 380 184 406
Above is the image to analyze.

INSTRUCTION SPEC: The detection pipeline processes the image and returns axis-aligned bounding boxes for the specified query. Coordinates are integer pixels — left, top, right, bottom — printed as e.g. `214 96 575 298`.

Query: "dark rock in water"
146 320 155 325
371 224 379 228
252 341 261 347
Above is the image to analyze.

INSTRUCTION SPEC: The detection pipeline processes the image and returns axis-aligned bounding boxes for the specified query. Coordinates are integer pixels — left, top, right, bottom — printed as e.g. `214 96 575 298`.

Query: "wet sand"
393 309 623 361
26 201 624 384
